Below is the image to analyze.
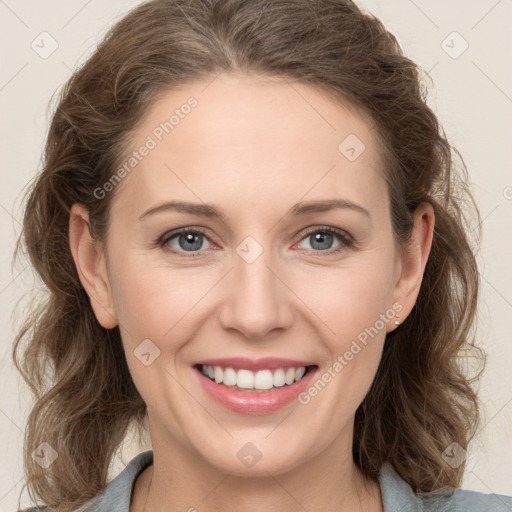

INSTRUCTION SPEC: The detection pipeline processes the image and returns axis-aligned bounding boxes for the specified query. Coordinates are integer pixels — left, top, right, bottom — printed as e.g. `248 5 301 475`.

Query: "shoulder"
80 450 154 512
378 462 512 511
22 450 154 512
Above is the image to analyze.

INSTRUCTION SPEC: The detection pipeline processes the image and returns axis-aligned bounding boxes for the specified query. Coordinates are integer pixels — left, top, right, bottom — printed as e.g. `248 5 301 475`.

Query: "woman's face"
77 73 428 476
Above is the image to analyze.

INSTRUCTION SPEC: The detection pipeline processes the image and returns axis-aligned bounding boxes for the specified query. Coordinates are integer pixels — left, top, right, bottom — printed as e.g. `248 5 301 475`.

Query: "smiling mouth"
194 364 318 392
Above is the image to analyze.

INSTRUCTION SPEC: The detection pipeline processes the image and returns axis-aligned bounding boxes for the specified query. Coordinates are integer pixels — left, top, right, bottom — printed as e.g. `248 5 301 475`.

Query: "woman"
13 0 512 511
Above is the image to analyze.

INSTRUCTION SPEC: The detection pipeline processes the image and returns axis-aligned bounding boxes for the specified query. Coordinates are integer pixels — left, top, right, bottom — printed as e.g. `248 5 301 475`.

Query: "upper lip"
195 357 317 371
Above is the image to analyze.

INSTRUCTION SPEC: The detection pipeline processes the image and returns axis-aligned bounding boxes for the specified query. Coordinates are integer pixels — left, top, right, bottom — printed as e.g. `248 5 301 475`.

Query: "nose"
216 244 295 340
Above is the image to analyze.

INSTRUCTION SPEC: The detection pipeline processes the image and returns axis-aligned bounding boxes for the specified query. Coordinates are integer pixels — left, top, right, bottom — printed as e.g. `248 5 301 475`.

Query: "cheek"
108 251 220 345
108 255 203 407
291 257 395 404
291 256 395 340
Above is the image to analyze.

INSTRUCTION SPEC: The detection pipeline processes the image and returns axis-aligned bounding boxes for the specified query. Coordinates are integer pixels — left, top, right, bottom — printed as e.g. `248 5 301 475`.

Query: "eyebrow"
138 198 371 221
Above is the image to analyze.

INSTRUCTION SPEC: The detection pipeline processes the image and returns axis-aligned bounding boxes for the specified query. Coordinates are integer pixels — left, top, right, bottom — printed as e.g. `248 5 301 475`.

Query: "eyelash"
156 225 355 259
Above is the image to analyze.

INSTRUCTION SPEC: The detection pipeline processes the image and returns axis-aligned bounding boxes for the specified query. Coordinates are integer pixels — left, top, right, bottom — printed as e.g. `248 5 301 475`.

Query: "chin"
198 439 308 477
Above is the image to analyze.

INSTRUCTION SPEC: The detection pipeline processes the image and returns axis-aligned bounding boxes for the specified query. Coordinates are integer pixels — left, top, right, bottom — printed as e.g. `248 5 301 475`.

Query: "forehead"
111 73 388 221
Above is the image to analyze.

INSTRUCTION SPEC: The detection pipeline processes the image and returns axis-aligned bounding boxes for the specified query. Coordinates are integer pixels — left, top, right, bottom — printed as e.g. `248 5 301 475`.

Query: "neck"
133 421 382 512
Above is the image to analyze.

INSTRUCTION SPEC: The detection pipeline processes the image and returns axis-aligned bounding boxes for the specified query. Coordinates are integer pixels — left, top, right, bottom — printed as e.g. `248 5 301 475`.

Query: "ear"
389 201 435 329
68 203 118 329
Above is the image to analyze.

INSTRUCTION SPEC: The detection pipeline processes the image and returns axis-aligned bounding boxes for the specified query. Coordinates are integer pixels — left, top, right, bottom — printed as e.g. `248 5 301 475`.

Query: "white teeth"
200 365 311 390
285 367 296 385
273 368 286 387
237 369 254 389
223 367 237 386
214 366 223 384
295 367 306 381
254 370 273 390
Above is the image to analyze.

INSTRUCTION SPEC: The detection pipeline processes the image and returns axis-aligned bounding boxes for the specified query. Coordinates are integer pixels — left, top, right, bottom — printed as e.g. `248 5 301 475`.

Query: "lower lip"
194 366 318 415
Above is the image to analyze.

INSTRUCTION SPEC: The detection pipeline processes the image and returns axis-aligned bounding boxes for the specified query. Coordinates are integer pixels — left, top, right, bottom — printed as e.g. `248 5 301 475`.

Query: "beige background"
1 0 511 509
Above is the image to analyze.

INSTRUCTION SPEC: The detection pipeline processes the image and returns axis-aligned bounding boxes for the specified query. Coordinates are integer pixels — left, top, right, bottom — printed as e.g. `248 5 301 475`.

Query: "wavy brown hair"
13 0 484 510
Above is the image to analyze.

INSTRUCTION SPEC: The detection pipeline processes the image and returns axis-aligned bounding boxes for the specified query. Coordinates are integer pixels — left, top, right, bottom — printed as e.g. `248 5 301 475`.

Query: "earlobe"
68 203 118 329
390 202 435 329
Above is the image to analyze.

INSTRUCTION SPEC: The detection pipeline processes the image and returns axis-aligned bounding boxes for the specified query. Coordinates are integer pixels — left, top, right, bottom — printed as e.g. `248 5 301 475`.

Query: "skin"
69 73 434 512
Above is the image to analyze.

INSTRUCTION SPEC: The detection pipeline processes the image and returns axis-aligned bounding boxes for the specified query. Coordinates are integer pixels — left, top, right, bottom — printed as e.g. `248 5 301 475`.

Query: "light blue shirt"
27 450 512 511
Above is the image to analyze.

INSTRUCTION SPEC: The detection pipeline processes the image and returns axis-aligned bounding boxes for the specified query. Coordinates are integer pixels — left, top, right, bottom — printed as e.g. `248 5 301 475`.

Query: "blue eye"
296 226 353 254
159 228 211 254
157 226 353 258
